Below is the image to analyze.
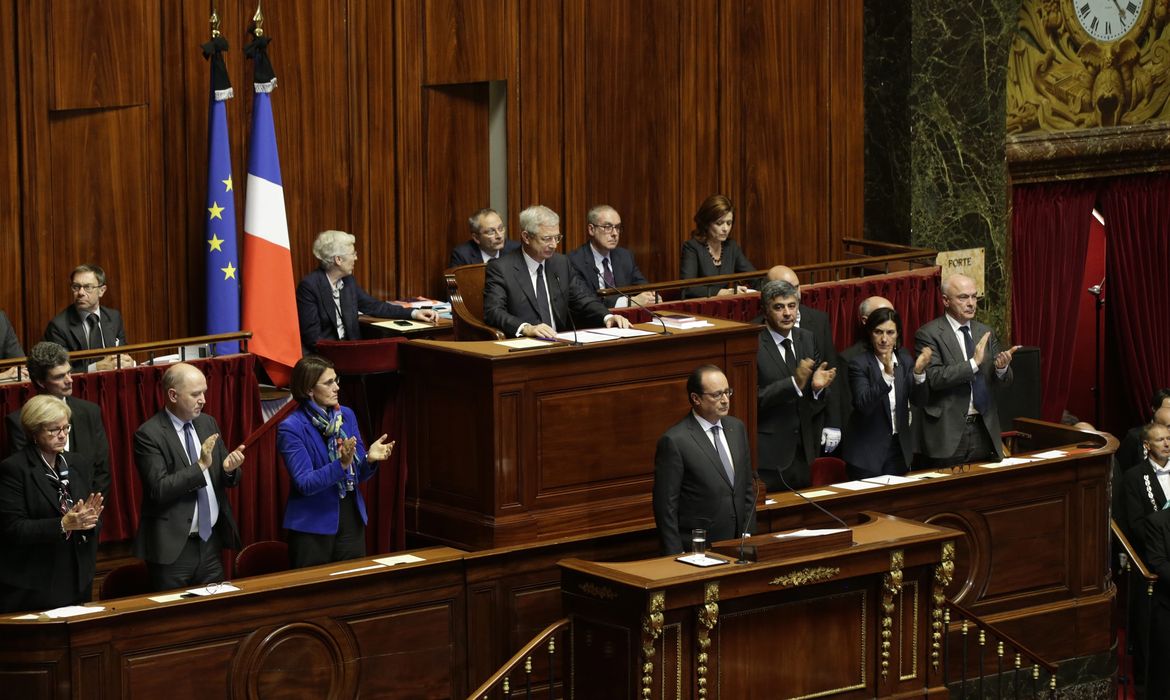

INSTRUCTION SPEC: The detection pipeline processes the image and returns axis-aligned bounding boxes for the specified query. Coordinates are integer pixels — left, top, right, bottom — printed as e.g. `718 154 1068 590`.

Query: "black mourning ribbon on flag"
244 32 276 85
200 35 233 95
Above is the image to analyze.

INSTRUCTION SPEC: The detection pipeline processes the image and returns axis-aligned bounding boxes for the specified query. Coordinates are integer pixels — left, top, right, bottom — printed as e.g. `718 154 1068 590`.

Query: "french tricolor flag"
242 76 301 387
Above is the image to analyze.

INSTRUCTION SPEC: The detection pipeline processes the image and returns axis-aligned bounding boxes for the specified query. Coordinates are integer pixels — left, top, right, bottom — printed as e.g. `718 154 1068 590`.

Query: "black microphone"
605 283 671 335
775 467 851 530
550 270 582 346
737 474 760 564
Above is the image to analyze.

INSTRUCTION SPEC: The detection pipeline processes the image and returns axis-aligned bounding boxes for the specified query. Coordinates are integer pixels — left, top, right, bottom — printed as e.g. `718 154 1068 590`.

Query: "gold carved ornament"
932 541 956 671
768 566 840 588
1007 0 1170 132
696 582 719 700
641 591 665 698
881 550 905 680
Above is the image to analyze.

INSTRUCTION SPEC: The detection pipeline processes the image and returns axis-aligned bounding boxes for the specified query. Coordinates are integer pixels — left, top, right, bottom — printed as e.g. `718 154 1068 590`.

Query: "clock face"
1073 0 1144 41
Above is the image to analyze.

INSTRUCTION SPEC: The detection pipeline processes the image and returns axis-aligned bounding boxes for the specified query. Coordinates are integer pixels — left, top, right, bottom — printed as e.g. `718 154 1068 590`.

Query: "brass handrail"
945 600 1058 676
1112 518 1157 581
0 331 252 370
467 617 570 700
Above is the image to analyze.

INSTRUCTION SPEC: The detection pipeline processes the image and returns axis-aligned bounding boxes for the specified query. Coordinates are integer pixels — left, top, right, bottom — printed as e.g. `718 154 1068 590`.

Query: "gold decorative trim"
768 566 840 588
641 591 665 698
932 540 955 671
880 549 905 680
578 582 618 600
696 581 719 699
899 581 920 681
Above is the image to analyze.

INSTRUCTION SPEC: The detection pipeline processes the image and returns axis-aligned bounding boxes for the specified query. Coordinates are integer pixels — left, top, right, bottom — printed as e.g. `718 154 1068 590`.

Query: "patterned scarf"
305 401 354 498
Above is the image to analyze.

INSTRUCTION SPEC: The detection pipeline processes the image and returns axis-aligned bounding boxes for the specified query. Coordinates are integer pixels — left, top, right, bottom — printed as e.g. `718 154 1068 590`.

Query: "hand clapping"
913 346 932 374
62 492 104 532
367 435 396 463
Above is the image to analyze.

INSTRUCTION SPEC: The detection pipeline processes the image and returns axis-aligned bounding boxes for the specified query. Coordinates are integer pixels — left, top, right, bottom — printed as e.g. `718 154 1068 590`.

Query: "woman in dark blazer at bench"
679 194 756 299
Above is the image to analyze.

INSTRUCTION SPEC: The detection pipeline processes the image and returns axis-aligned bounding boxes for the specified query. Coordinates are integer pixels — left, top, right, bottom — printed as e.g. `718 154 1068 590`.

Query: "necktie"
184 422 212 541
601 257 616 288
711 425 736 484
960 326 991 415
86 313 102 350
535 263 554 327
780 337 796 372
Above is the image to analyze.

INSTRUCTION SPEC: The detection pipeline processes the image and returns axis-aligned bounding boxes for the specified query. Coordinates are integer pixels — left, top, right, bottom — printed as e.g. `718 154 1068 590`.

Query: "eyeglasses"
530 234 563 244
42 424 72 437
479 226 507 236
592 223 624 234
70 284 102 293
701 388 734 399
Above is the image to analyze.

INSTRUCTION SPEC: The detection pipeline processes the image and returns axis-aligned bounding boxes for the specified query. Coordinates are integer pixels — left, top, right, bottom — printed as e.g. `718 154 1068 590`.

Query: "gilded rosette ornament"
932 541 956 670
1008 0 1170 132
696 582 719 699
881 550 905 679
641 591 665 698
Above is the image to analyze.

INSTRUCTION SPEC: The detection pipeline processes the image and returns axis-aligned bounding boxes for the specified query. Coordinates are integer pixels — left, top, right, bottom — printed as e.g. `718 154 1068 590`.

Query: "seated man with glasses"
44 264 134 372
653 364 755 555
449 207 521 267
567 204 658 308
483 204 631 338
914 273 1020 469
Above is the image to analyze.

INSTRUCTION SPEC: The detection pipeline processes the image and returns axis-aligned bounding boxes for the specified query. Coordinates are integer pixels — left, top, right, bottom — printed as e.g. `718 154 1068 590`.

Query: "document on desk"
774 528 849 538
676 553 728 567
329 563 387 576
554 330 620 344
372 319 434 331
981 457 1036 468
590 327 656 338
43 605 106 618
833 479 885 491
373 554 425 566
861 474 919 485
184 583 241 597
1031 450 1068 460
798 489 836 498
495 338 555 349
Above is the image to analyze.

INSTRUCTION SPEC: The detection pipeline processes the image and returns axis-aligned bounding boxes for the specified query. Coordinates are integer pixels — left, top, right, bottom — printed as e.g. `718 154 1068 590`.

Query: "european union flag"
202 35 240 355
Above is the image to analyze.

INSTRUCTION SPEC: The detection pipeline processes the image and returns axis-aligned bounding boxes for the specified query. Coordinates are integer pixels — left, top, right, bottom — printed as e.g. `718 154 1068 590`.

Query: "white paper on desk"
590 327 656 338
981 457 1036 469
43 605 105 618
372 319 432 331
798 489 836 498
833 480 885 491
373 554 425 566
862 474 918 485
329 563 387 576
554 330 618 344
1031 450 1068 459
495 338 554 349
676 554 728 567
10 613 40 620
149 593 186 603
909 471 951 479
184 583 241 597
775 528 849 538
764 498 777 505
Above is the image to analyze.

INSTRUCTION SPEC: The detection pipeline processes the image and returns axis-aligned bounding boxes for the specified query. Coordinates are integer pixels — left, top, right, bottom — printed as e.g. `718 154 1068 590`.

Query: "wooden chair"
234 540 290 578
810 456 847 487
99 561 152 600
446 263 505 341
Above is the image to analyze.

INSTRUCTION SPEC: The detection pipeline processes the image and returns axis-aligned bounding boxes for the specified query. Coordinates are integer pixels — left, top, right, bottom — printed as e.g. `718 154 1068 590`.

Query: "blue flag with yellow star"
203 64 240 355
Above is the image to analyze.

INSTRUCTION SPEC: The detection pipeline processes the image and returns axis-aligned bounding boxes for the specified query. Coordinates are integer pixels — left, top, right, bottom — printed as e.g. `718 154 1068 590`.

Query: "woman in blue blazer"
842 308 932 479
277 355 394 568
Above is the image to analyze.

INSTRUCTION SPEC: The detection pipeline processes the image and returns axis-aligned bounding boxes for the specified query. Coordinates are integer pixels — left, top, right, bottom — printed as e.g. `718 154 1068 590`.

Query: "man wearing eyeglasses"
483 204 631 338
44 264 133 372
914 273 1020 469
449 208 521 267
653 365 755 555
567 205 658 309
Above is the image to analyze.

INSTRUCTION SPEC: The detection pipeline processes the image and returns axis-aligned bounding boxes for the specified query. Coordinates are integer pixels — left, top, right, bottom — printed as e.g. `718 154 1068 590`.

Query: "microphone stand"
737 474 760 564
551 271 582 346
606 284 671 335
776 467 851 530
1088 279 1105 426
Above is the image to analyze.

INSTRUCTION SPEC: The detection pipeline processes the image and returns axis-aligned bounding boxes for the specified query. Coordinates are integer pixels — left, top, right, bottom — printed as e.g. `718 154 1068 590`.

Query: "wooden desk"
0 547 467 700
360 314 454 340
400 317 761 549
561 513 959 698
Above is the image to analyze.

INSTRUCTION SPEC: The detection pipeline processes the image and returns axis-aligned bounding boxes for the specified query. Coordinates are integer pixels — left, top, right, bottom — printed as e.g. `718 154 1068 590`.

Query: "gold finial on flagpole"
252 1 264 37
209 2 221 38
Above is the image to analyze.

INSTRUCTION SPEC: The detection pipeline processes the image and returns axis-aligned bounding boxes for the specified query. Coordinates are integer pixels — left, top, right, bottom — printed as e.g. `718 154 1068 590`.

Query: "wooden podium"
400 318 760 549
560 513 959 699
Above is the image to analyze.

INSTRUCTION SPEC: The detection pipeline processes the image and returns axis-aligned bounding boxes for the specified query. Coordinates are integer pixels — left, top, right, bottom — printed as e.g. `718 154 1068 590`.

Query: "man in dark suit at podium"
483 204 631 338
449 208 521 267
653 365 755 555
44 264 132 372
5 342 110 497
567 205 657 308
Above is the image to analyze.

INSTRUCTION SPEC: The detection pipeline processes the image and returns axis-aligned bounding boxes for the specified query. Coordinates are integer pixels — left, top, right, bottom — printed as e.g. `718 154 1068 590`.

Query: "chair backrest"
810 456 847 487
446 264 505 341
234 540 291 579
99 560 152 600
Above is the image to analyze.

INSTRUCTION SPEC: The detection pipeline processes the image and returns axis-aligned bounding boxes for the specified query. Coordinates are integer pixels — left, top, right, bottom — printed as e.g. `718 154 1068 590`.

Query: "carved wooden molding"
1006 121 1170 182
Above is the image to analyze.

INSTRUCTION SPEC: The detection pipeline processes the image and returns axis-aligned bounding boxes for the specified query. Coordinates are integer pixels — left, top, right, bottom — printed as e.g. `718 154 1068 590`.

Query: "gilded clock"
1062 0 1149 43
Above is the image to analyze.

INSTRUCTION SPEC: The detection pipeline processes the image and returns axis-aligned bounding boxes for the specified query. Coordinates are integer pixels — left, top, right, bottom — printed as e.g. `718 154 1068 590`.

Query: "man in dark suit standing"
757 280 837 491
6 342 110 497
1123 422 1170 556
133 362 245 590
44 264 133 372
1117 389 1170 471
914 273 1019 469
568 205 658 308
483 205 631 338
449 208 521 267
653 365 755 555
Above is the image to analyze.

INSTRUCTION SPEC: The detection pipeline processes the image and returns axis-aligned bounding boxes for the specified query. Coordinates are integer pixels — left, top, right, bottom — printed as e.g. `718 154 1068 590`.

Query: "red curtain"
1098 173 1170 427
1010 180 1097 421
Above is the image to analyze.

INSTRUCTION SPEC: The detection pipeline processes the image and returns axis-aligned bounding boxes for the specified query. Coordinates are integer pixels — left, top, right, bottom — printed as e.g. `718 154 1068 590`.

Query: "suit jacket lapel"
66 307 87 350
512 255 541 317
761 331 791 378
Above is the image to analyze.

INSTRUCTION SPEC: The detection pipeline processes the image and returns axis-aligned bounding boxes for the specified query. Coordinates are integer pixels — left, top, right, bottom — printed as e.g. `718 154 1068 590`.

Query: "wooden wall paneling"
396 0 426 296
738 0 830 270
828 0 866 261
518 0 565 213
48 0 149 111
578 0 681 285
0 0 25 342
422 0 508 85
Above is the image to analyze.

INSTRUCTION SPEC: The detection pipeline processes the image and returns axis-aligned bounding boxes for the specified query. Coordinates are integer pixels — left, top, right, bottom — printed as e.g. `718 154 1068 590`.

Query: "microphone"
550 270 581 346
737 474 760 564
775 467 851 530
605 283 671 335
